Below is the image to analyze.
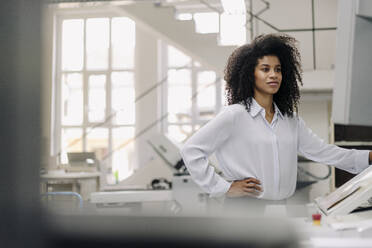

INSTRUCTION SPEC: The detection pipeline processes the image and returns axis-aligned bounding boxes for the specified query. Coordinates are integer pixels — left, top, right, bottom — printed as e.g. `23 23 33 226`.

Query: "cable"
298 164 332 181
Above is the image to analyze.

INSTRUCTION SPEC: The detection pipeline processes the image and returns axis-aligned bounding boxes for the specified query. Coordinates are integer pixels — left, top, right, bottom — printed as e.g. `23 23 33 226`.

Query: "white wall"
298 97 332 201
42 5 55 169
134 26 162 170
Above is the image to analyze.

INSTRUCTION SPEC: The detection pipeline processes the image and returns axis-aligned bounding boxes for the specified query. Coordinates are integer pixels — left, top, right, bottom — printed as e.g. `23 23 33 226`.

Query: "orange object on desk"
312 213 321 226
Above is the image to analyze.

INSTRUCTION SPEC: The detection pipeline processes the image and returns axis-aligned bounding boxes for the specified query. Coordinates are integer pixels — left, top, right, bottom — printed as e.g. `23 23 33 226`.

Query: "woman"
180 33 372 201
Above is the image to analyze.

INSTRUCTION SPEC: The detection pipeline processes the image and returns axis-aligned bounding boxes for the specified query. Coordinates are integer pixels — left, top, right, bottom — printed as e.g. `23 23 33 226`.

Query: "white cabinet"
40 171 101 201
332 0 372 126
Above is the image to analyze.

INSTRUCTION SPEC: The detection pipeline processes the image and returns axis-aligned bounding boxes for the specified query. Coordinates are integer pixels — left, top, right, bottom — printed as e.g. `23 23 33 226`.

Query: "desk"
90 190 172 204
90 190 173 214
291 217 372 247
40 170 101 200
88 189 372 246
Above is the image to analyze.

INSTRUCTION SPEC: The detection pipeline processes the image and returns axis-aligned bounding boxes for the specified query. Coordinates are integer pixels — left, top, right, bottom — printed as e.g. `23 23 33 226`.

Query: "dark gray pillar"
0 1 43 247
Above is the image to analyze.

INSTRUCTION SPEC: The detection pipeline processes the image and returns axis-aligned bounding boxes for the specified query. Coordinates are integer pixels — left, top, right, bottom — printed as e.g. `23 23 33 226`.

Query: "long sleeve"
297 117 370 174
180 107 234 197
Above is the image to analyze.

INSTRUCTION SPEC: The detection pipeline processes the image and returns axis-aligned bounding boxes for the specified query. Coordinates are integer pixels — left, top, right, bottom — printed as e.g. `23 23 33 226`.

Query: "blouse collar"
249 98 284 119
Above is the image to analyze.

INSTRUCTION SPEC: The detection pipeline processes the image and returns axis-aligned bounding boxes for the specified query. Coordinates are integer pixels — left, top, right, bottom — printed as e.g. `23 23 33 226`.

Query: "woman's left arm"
297 117 371 174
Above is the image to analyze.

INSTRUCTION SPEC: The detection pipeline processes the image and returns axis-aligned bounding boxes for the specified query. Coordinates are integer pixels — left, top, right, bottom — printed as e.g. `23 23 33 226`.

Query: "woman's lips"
267 81 279 86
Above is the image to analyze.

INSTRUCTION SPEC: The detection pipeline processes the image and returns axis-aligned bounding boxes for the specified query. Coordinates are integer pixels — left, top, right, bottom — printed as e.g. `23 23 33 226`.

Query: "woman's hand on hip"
226 178 263 198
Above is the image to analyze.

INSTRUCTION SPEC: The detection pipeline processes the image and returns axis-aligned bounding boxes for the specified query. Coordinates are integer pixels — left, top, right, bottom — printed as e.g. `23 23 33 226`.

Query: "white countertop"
90 190 173 203
41 170 101 179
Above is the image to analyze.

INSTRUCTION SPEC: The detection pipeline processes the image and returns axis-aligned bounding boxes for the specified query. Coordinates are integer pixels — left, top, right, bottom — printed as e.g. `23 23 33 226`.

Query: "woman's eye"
276 68 281 72
262 68 269 72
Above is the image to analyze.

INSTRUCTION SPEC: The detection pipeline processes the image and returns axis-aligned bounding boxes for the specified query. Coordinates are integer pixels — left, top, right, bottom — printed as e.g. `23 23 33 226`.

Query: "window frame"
52 8 136 179
160 42 223 142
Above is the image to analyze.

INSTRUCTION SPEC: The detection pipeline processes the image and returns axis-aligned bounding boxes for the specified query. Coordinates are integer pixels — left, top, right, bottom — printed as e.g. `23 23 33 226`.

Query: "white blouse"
180 99 370 199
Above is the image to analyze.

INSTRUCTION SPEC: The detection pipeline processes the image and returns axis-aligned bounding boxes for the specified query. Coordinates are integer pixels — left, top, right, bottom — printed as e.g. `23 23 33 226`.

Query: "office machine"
41 152 101 201
315 165 372 216
90 133 206 214
147 134 186 173
312 163 372 236
65 152 98 173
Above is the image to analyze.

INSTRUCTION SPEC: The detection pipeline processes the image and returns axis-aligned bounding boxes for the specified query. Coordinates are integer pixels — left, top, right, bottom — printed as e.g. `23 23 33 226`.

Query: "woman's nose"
269 70 278 78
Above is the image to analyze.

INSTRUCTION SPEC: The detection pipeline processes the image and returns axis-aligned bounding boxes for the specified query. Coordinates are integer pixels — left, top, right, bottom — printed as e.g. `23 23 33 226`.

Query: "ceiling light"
220 0 246 14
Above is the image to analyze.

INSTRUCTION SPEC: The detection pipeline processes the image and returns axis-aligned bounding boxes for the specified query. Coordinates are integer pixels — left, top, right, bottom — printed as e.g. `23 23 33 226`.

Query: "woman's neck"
253 93 274 114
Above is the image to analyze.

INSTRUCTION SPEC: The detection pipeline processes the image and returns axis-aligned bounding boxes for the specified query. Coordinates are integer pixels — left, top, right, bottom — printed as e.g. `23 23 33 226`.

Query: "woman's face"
253 55 282 97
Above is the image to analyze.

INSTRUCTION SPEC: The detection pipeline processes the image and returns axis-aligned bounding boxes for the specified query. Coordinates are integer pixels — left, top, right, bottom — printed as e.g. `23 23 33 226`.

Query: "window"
193 12 219 34
54 12 135 183
164 45 223 143
175 10 247 46
220 12 246 45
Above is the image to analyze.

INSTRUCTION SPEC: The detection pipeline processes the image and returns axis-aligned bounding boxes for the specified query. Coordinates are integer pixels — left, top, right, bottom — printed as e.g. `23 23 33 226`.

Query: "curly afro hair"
224 33 303 117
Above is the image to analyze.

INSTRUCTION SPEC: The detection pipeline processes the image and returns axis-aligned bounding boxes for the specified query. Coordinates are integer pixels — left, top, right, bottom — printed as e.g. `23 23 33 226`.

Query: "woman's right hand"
226 178 263 198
